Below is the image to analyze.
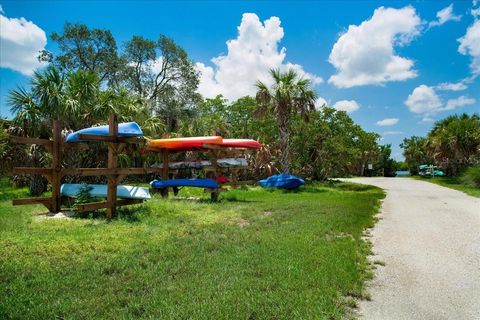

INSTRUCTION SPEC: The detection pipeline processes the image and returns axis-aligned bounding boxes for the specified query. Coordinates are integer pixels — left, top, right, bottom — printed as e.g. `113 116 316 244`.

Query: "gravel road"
347 177 480 320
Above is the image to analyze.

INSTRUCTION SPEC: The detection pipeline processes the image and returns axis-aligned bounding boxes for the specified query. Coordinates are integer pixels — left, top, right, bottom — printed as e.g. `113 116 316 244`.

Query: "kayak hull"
152 158 248 169
66 122 143 143
221 139 262 149
259 174 305 190
60 184 151 199
150 179 219 189
147 136 222 150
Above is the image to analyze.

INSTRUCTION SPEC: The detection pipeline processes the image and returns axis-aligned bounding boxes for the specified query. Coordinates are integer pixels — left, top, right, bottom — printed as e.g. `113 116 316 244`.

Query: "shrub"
460 166 480 188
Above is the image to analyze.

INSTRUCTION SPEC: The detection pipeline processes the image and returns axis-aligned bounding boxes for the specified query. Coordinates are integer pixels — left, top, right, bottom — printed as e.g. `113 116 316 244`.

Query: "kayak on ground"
65 122 143 143
259 174 305 190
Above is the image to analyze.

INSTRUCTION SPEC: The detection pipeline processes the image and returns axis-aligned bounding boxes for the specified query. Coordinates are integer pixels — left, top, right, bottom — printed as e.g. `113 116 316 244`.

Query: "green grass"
412 176 480 197
0 180 384 319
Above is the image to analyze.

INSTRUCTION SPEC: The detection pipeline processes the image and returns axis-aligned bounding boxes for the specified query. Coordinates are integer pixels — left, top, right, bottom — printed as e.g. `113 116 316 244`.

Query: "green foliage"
50 22 120 84
401 114 480 176
256 69 316 173
72 185 95 217
6 22 397 183
291 107 381 180
376 144 396 177
460 166 480 188
0 182 384 319
400 136 430 175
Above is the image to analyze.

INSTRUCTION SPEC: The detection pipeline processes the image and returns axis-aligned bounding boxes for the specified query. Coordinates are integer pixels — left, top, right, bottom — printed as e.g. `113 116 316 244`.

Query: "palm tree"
255 69 316 173
426 113 480 175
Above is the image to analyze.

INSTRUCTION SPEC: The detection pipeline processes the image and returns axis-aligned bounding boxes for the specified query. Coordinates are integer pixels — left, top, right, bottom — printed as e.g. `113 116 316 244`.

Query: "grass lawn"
0 180 383 319
412 176 480 198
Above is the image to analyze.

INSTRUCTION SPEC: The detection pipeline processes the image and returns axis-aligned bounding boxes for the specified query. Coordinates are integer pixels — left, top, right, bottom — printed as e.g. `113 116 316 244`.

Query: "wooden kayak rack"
145 142 255 201
10 114 161 219
10 113 258 217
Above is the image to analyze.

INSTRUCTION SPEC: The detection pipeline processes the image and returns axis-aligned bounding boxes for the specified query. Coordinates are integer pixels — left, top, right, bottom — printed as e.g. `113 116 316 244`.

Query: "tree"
376 144 396 177
48 22 121 84
400 136 429 175
426 113 480 175
255 69 316 173
121 35 200 112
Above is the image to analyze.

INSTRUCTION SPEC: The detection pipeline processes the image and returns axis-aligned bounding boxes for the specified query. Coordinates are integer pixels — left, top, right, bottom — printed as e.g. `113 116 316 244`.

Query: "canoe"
152 158 248 169
65 122 143 143
221 139 262 149
147 136 222 150
259 174 305 190
60 184 151 199
150 179 219 189
217 158 248 167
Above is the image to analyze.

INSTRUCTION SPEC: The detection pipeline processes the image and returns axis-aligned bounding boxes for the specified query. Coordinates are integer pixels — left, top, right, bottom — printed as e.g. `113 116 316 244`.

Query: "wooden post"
106 114 118 219
160 150 169 198
210 150 219 201
51 120 62 212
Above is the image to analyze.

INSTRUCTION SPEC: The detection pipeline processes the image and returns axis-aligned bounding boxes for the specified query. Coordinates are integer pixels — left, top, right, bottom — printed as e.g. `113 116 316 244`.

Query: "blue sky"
1 0 479 159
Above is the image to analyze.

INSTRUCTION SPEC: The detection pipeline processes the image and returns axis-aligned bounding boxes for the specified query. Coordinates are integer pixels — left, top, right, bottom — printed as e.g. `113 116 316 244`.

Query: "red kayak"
221 139 262 149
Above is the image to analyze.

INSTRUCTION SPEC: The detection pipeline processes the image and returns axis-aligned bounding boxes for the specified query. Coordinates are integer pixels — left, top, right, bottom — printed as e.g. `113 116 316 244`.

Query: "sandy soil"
348 177 480 320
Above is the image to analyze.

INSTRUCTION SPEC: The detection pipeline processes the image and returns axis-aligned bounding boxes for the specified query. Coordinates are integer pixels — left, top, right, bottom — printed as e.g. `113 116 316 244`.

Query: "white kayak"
61 184 151 200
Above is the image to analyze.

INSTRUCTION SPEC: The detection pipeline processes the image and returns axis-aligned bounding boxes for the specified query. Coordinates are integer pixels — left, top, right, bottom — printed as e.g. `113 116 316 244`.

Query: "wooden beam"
13 167 52 176
160 150 169 198
75 199 144 212
10 136 53 146
13 197 53 211
62 143 89 151
61 167 161 177
77 134 145 144
106 113 118 219
51 120 62 213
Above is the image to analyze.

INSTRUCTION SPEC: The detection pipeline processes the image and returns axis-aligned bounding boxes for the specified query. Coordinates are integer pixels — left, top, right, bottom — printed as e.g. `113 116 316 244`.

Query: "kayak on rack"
220 139 262 149
60 184 151 199
150 178 219 189
65 122 143 143
152 158 248 169
147 136 222 150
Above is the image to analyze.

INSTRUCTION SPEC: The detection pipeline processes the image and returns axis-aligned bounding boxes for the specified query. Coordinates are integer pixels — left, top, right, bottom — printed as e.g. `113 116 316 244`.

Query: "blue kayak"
66 122 143 143
150 179 219 189
61 184 151 199
259 174 305 190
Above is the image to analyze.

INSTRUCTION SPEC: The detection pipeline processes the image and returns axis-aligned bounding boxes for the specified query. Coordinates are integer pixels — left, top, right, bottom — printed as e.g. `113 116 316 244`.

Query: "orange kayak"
147 136 222 150
221 139 262 149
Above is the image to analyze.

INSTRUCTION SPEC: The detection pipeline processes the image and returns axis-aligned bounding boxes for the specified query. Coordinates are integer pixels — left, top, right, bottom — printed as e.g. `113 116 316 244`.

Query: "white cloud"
196 13 322 101
429 4 462 28
0 9 47 75
0 5 3 14
405 85 476 122
445 96 476 110
458 19 480 75
332 100 360 113
377 118 399 126
315 97 328 109
436 81 468 91
405 85 442 114
382 131 404 136
328 6 421 88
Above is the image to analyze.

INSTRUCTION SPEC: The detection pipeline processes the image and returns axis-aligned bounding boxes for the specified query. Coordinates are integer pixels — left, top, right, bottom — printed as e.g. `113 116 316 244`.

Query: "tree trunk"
278 118 291 174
